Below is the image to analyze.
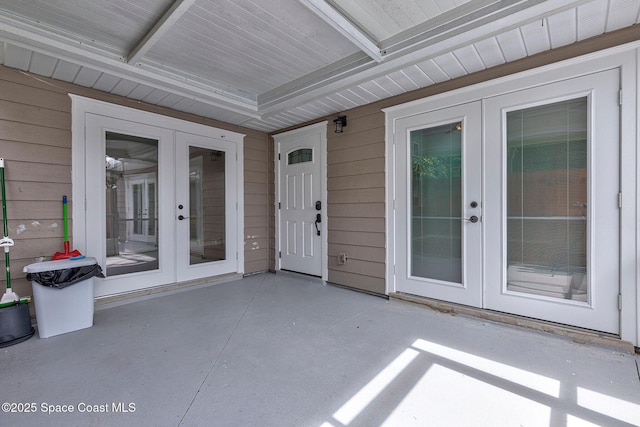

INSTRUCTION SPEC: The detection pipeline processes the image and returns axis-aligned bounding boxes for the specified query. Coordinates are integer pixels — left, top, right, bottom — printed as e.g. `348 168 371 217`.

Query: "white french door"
393 69 620 334
484 69 620 334
175 132 238 282
84 113 240 297
395 101 483 307
86 114 175 296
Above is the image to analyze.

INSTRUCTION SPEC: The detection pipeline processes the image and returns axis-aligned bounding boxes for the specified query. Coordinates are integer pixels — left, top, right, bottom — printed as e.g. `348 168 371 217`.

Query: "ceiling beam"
299 0 383 63
127 0 197 65
0 14 260 118
260 0 592 116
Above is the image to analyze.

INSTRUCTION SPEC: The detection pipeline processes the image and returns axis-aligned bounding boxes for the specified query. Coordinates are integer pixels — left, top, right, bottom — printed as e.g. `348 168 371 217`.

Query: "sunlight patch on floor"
332 348 420 425
577 386 640 425
381 363 551 426
321 338 639 426
411 339 560 397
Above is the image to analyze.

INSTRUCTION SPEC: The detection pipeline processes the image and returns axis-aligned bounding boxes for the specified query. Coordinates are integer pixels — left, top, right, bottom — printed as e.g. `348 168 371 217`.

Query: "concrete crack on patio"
177 275 266 425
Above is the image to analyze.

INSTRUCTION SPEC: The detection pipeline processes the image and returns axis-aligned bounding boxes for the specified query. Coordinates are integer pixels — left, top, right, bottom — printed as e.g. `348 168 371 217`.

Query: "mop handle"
0 158 8 239
62 195 69 242
0 158 11 287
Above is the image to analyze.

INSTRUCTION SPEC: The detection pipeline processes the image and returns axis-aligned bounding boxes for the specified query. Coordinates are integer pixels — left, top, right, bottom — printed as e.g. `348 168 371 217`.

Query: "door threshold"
390 292 635 354
94 273 242 310
277 269 324 284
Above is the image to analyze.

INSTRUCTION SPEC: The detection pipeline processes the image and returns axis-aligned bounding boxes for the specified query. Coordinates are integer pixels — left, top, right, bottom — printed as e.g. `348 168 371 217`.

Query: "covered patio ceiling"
0 0 637 132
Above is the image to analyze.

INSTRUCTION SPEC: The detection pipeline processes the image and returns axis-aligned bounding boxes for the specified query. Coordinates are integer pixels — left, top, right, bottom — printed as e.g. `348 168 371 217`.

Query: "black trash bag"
27 264 104 289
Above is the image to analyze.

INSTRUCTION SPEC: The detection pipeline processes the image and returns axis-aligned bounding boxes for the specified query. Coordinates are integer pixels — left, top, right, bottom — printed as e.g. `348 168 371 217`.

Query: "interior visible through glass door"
105 132 159 276
411 122 462 283
506 98 588 301
187 146 226 265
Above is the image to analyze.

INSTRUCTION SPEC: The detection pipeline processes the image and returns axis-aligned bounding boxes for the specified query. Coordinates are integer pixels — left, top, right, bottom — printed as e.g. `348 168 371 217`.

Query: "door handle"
463 215 479 223
178 215 190 221
314 213 321 236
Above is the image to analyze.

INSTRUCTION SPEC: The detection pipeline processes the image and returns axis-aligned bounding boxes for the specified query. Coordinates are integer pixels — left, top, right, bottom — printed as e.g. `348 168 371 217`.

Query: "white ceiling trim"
127 0 198 65
299 0 383 62
258 0 593 118
0 12 261 118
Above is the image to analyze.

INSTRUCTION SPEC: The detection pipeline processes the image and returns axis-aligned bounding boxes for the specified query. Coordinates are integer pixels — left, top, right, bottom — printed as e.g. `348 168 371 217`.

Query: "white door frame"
385 45 638 345
274 121 328 281
71 95 245 297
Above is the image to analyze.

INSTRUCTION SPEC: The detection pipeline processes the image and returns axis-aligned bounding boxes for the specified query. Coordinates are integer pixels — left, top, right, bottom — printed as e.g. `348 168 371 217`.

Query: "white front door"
276 123 326 277
394 101 483 307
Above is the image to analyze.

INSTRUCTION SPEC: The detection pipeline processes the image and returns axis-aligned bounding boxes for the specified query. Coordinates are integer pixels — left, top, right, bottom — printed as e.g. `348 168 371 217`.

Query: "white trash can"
24 257 102 338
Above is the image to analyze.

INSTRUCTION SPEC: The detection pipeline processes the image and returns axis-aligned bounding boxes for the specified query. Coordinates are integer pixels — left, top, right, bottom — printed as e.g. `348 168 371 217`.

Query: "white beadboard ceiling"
0 0 638 132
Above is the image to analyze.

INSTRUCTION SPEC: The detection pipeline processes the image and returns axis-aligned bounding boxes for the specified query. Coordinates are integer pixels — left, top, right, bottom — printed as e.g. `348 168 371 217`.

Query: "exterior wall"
0 65 270 305
326 108 386 293
272 25 640 296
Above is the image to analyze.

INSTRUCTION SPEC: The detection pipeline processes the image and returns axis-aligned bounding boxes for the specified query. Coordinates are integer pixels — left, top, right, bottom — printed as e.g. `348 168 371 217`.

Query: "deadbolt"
470 201 478 208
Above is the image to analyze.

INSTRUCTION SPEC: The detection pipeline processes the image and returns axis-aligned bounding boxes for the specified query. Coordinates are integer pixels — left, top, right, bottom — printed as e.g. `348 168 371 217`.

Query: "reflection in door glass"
411 122 462 283
506 98 588 301
189 147 226 265
105 132 159 276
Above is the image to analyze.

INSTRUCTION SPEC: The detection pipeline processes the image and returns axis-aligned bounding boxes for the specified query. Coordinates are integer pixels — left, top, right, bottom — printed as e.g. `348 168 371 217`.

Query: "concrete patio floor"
1 272 638 426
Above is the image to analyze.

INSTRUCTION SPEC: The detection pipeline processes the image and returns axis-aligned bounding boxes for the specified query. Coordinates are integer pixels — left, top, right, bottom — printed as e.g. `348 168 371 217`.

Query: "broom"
51 195 82 260
0 158 30 308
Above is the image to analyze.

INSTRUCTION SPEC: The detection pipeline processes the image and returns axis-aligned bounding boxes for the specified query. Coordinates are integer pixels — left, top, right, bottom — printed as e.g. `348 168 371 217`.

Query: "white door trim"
274 121 328 281
71 95 245 297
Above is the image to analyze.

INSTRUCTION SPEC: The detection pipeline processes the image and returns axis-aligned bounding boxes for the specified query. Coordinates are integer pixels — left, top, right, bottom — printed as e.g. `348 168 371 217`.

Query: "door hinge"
278 153 281 160
618 192 622 209
619 90 623 106
618 294 622 310
279 251 282 259
278 202 281 209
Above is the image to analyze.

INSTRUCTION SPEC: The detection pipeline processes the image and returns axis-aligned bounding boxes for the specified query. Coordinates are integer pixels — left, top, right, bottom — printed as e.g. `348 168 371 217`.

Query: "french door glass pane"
189 147 226 265
411 122 462 283
506 98 588 301
105 132 159 276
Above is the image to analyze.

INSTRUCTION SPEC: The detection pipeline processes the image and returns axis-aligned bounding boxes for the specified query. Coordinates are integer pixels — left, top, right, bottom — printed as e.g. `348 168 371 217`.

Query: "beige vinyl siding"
0 71 71 303
244 128 270 273
327 107 386 294
0 65 270 306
